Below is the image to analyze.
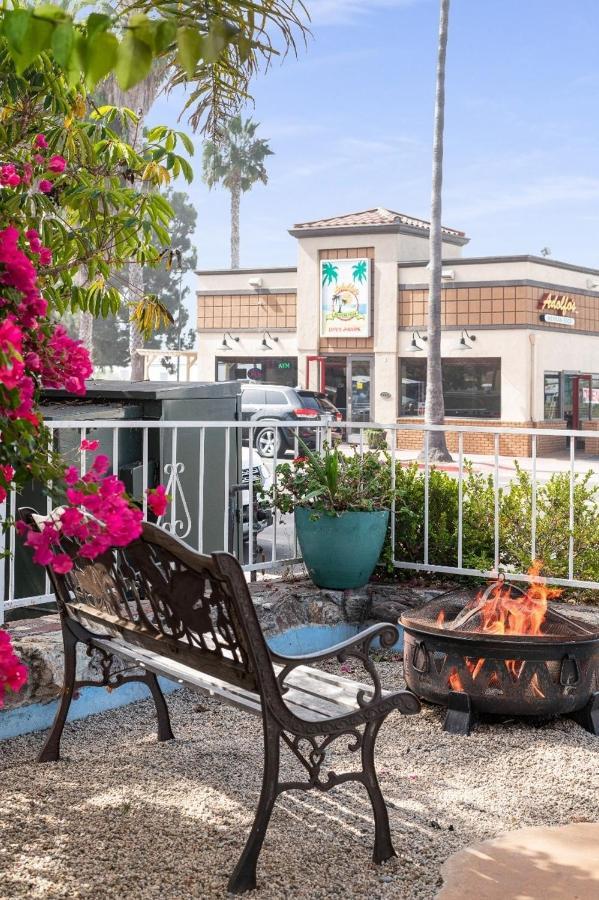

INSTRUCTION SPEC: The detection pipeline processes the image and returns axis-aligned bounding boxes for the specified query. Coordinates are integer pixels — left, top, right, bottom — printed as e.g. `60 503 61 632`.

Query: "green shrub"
391 460 599 594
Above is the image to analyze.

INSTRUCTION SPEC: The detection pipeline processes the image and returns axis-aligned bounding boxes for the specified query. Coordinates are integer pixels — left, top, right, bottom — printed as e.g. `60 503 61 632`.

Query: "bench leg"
227 718 280 894
38 626 78 763
361 719 396 864
143 672 175 742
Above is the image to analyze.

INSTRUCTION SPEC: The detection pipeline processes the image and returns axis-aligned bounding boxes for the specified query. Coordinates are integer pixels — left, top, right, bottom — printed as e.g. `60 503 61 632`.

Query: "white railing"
2 419 599 623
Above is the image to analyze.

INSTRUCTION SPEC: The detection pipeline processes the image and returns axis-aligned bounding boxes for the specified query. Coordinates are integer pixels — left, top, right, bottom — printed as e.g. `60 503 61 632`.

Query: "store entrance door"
323 356 373 437
564 373 592 448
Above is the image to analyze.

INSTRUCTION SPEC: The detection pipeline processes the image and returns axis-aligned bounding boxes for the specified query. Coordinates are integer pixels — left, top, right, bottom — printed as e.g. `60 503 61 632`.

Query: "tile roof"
292 206 465 238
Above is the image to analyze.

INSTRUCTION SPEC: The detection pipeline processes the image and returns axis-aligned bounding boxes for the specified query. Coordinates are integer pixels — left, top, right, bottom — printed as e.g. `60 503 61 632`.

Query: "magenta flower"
47 155 66 174
80 439 99 452
0 629 28 707
147 485 169 517
38 247 52 266
38 179 53 194
34 134 48 149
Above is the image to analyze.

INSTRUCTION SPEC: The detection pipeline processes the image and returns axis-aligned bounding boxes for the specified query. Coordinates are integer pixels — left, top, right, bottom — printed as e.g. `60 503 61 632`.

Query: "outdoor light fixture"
407 330 428 352
219 332 240 350
260 331 280 350
441 269 455 280
455 329 476 351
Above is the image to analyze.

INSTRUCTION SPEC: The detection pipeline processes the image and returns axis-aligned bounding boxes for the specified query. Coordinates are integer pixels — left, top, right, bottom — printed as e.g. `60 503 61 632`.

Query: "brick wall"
398 284 599 334
396 419 568 457
197 292 296 330
319 247 375 353
583 420 599 455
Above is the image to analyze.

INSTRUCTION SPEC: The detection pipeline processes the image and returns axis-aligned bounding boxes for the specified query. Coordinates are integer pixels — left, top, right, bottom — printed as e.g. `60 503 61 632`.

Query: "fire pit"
400 570 599 735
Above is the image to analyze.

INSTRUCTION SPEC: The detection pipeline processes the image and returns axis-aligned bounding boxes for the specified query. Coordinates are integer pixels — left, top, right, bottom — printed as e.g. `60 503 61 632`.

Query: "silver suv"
240 383 342 457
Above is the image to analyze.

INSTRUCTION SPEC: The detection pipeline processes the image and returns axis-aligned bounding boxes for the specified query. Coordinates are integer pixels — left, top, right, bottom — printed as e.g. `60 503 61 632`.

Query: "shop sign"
247 367 263 379
540 313 575 326
538 292 577 315
320 257 371 338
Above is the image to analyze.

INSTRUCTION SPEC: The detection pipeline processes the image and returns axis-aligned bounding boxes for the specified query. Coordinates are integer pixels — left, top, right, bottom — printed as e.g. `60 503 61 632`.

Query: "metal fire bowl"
401 597 599 719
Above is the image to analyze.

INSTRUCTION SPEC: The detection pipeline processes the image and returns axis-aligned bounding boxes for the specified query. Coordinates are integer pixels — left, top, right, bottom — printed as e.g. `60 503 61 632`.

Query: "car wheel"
255 426 281 458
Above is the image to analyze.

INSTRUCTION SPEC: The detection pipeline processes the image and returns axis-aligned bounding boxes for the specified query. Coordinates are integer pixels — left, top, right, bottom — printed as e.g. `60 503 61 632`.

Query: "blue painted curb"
0 677 180 742
266 622 404 656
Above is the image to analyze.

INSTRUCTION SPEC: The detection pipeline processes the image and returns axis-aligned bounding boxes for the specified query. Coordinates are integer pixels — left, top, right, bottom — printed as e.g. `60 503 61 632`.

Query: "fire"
442 563 561 696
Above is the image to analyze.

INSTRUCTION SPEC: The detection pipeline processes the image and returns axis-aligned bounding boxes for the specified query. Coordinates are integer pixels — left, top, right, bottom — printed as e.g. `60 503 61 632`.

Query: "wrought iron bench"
21 510 420 894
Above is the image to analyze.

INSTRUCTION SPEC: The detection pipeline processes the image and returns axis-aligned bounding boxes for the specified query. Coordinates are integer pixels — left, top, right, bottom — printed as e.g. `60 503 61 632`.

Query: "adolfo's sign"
538 292 577 315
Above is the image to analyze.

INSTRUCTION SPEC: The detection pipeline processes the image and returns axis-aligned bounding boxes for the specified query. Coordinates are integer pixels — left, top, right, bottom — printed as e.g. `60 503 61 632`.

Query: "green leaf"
155 20 177 53
86 13 111 40
13 17 53 74
115 32 152 90
3 9 31 55
86 31 118 89
51 22 74 69
178 131 194 156
32 5 67 22
176 27 204 77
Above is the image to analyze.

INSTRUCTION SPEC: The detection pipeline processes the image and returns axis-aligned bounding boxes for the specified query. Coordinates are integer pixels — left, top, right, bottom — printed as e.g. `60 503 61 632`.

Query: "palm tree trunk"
422 0 452 462
102 73 164 381
230 178 241 269
78 311 94 355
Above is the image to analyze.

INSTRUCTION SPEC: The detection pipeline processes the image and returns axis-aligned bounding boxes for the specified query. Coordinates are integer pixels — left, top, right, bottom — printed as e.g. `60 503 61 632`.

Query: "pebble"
0 658 597 899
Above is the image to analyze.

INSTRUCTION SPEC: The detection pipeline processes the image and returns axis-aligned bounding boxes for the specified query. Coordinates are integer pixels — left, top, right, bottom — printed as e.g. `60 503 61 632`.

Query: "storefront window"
216 357 297 387
544 373 561 419
400 358 501 418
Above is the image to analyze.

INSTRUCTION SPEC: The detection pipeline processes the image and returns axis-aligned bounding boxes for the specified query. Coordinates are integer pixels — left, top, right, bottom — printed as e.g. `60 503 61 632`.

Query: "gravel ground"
0 658 597 900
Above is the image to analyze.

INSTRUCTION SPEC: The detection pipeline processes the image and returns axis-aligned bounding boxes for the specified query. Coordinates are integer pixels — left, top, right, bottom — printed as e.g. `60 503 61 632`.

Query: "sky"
147 0 599 279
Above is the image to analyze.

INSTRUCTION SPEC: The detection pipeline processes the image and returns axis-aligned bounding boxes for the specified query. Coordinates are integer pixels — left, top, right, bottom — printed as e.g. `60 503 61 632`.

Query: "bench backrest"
21 511 276 695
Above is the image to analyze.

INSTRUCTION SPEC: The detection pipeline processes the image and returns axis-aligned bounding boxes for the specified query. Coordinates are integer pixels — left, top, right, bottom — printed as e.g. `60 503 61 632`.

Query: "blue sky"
148 0 599 274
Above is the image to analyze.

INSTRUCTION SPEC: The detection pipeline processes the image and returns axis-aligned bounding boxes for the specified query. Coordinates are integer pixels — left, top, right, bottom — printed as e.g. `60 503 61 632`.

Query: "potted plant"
265 444 394 590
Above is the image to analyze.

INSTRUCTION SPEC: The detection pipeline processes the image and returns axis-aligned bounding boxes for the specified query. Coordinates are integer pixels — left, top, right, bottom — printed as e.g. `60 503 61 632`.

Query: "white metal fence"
2 419 599 623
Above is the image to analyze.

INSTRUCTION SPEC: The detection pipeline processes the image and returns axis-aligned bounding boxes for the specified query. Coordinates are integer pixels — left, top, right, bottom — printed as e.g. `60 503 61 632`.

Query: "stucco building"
196 207 599 454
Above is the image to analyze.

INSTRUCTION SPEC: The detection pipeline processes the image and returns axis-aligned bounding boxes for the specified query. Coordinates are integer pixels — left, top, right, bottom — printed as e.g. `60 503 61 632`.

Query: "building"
196 207 599 455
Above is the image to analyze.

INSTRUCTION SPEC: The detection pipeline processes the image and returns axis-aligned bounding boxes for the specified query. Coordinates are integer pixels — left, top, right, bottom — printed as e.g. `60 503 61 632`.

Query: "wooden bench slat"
92 638 374 723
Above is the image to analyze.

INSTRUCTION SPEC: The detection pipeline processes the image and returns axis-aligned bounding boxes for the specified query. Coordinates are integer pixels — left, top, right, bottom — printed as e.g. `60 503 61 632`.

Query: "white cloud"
306 0 425 27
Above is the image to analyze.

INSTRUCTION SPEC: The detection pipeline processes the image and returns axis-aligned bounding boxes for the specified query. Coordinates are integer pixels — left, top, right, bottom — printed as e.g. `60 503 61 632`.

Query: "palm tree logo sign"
321 259 369 330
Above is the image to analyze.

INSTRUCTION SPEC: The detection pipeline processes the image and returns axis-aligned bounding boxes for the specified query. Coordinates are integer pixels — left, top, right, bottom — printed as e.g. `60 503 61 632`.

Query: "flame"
442 564 557 696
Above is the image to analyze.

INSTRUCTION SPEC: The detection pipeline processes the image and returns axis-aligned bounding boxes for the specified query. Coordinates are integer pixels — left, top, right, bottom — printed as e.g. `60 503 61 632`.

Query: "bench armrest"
269 622 401 710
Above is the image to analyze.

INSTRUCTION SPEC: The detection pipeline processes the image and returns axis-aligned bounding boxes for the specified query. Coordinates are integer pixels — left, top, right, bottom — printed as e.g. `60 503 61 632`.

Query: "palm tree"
202 117 273 269
352 260 368 283
423 0 452 462
322 262 339 286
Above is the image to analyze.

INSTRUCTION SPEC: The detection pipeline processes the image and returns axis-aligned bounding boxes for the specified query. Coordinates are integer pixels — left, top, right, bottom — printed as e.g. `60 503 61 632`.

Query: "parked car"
240 383 342 457
239 448 272 541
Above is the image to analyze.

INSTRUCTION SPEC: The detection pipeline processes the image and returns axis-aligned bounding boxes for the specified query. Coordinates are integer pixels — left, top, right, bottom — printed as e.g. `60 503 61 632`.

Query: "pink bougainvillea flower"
22 163 33 185
38 247 52 266
147 485 169 517
0 164 21 187
34 134 48 149
0 629 28 707
38 179 53 194
33 153 44 165
47 155 66 174
79 439 99 452
50 553 73 575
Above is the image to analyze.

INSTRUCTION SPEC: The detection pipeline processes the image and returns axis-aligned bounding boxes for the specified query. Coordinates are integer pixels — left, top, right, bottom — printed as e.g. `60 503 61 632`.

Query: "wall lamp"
455 329 477 351
407 330 428 352
219 332 240 350
260 331 280 350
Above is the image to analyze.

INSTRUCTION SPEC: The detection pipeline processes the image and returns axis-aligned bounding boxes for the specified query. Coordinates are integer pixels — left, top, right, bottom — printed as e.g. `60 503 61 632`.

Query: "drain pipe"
529 333 536 422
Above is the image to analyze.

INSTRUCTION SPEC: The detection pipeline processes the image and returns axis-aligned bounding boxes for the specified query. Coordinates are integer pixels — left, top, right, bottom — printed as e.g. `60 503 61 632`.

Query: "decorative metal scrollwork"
157 462 191 539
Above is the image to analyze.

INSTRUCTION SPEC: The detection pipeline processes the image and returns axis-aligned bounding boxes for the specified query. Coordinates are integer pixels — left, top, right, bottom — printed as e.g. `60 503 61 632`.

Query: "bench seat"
92 636 391 723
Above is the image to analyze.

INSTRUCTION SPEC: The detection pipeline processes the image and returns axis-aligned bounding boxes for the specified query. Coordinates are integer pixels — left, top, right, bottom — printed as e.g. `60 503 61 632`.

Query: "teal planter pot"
294 508 390 590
